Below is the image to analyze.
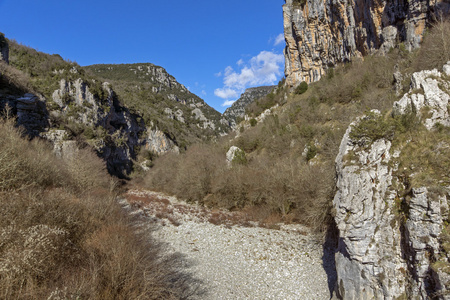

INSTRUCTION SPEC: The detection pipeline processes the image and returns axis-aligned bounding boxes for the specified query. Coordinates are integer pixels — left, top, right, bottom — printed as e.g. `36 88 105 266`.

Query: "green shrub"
232 148 247 165
349 111 395 145
250 118 257 127
294 81 308 95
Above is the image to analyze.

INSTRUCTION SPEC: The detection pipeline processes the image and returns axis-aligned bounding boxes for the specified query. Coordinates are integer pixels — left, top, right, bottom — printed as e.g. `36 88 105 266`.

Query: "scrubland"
142 20 450 231
0 115 194 299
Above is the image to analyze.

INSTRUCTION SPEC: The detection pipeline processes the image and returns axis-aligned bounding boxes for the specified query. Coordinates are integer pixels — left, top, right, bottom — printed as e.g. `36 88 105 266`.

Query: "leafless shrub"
415 20 450 71
0 61 34 93
0 117 195 299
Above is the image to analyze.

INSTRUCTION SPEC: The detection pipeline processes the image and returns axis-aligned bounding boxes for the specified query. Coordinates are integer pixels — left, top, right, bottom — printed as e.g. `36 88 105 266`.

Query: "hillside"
0 40 231 177
223 85 276 128
84 63 230 146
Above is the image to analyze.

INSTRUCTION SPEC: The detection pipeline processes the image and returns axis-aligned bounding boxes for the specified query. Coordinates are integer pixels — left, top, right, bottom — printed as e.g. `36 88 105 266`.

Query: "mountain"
0 39 230 177
84 63 230 145
283 0 450 86
223 86 276 128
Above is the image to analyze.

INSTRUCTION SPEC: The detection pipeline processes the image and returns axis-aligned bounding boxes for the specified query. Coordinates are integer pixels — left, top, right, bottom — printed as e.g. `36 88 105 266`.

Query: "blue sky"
0 0 286 113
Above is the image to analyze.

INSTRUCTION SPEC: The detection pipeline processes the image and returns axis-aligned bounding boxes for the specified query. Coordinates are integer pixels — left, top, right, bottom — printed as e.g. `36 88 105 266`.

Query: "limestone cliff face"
283 0 450 86
333 62 450 299
50 78 179 176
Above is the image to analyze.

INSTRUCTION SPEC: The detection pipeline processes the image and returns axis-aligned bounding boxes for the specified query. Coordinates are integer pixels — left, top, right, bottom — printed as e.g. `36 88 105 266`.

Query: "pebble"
121 190 337 299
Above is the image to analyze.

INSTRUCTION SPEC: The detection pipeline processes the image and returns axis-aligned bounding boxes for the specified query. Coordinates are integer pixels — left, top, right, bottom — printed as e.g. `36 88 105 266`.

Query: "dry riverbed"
120 189 336 300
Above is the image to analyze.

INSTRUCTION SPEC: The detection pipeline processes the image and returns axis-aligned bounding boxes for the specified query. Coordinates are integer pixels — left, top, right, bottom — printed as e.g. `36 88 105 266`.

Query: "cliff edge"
283 0 450 86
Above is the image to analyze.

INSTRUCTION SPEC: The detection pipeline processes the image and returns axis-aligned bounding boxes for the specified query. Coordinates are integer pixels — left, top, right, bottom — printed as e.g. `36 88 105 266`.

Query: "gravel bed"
121 190 336 299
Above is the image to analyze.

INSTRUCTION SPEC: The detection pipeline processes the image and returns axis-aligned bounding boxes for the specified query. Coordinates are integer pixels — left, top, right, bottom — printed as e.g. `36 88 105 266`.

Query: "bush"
294 81 308 94
250 118 257 127
0 116 194 299
349 111 395 145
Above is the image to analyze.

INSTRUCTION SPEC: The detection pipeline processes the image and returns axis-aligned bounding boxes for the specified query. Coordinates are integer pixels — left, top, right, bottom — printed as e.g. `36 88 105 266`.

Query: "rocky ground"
120 189 336 300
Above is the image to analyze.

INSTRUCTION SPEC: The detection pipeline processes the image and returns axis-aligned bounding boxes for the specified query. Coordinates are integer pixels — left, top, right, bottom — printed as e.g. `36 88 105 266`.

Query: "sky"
0 0 286 113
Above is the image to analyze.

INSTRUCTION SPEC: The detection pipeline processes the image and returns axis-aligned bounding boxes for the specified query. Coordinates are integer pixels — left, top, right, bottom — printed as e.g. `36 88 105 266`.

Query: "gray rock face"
50 78 179 176
283 0 450 87
0 33 8 64
145 129 179 155
223 86 275 129
0 93 49 136
333 63 450 299
226 146 243 166
394 61 450 130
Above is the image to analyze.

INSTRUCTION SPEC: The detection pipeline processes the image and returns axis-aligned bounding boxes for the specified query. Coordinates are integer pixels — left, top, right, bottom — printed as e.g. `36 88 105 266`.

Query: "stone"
394 66 450 129
444 61 450 76
283 0 450 87
226 146 243 166
333 63 450 299
144 129 179 155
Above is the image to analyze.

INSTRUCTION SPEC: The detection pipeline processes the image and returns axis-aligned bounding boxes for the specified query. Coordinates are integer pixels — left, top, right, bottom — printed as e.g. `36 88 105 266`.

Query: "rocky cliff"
333 62 450 299
283 0 450 87
223 86 275 128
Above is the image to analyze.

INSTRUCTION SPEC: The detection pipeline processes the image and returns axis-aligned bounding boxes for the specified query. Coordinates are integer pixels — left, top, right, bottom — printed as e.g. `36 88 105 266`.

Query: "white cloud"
214 50 284 100
214 88 239 99
274 33 285 46
201 90 207 96
215 71 222 77
221 100 236 107
237 59 244 66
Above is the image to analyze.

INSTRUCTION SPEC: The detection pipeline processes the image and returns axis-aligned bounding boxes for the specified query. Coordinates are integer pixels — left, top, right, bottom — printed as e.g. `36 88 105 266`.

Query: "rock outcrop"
333 62 450 299
223 86 276 128
50 78 179 176
0 32 8 64
283 0 450 87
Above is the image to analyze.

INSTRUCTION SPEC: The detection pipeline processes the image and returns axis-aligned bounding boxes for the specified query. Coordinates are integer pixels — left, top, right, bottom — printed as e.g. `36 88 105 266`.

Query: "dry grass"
0 117 195 299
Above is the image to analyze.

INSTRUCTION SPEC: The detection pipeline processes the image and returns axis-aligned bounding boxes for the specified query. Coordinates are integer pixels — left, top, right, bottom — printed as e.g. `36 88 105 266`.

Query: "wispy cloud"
215 88 239 99
221 100 236 107
274 33 285 46
215 50 284 107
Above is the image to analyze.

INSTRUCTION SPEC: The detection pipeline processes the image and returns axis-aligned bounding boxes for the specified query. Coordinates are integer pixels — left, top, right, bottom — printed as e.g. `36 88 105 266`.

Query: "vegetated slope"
0 116 195 299
223 85 276 128
142 21 450 231
1 39 230 177
84 63 230 148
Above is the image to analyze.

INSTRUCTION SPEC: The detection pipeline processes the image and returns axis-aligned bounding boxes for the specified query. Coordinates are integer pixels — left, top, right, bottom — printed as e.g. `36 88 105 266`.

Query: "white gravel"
121 189 336 300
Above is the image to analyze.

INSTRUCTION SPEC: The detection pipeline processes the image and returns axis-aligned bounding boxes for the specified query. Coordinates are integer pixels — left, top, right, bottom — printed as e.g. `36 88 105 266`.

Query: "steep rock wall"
283 0 450 86
333 62 450 299
50 78 179 176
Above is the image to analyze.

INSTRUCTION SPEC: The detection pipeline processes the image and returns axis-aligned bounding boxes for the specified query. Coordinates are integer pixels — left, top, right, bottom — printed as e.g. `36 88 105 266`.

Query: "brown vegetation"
0 117 195 299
